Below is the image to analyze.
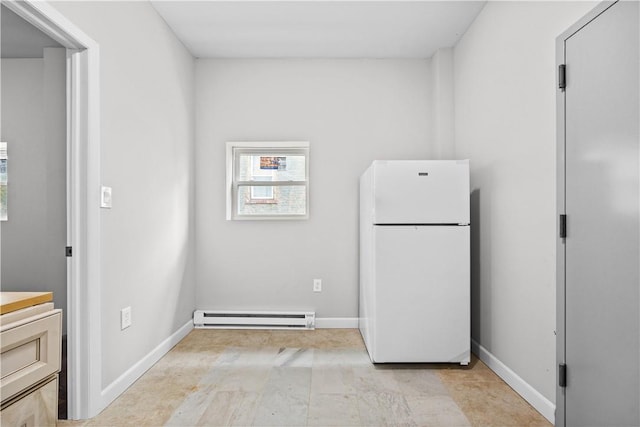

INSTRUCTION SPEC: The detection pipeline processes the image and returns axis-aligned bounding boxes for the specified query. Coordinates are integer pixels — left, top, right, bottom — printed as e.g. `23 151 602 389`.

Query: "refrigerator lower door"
370 225 470 364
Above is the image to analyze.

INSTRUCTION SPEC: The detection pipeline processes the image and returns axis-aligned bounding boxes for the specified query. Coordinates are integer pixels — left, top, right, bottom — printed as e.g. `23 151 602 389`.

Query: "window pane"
250 176 274 199
1 144 7 221
237 154 306 181
237 185 306 216
0 184 6 221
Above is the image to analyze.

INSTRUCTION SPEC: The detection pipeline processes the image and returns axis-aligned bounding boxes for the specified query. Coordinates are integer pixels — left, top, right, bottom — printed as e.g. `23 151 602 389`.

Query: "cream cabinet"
0 293 62 426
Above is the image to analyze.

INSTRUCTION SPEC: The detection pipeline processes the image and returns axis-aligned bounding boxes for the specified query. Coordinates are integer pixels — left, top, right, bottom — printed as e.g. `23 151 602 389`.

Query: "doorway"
557 1 640 425
1 0 102 419
1 4 68 418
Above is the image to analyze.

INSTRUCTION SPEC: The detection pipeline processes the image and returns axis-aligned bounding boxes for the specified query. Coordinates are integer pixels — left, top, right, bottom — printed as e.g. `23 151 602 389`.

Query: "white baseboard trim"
315 317 358 328
471 339 555 424
100 320 193 408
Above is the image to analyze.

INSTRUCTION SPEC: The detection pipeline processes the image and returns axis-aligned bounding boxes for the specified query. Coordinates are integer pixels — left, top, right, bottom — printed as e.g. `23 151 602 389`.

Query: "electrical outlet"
121 306 132 330
313 279 322 292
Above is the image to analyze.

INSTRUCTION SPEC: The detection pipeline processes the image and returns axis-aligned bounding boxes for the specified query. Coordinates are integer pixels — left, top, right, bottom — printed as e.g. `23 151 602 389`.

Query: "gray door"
559 1 639 425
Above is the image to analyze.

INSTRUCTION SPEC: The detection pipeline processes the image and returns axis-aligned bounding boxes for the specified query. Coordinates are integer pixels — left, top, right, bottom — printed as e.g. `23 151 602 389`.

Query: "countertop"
0 292 53 315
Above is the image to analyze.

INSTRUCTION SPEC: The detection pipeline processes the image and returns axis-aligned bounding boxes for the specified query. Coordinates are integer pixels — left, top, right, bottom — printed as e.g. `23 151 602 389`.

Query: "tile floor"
59 329 551 427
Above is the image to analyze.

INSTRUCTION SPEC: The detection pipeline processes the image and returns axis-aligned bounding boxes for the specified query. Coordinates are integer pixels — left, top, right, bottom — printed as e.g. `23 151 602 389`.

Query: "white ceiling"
150 1 486 59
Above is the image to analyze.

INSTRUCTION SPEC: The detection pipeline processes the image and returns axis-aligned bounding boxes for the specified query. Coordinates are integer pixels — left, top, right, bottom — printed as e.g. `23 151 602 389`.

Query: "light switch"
101 186 112 208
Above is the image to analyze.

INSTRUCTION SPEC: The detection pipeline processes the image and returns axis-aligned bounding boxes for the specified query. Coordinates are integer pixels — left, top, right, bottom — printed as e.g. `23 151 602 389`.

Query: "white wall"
453 0 597 410
1 48 67 328
430 48 455 160
195 59 433 318
51 1 196 389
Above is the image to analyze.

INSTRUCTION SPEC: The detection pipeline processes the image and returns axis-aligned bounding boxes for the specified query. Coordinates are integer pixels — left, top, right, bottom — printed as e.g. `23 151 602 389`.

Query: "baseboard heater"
193 310 315 330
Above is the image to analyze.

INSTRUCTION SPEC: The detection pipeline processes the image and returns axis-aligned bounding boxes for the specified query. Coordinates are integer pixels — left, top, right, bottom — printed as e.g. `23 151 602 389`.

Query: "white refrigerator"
359 160 470 365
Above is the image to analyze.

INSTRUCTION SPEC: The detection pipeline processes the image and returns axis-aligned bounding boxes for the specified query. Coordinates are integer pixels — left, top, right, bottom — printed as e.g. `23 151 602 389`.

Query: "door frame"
2 0 102 419
556 2 620 426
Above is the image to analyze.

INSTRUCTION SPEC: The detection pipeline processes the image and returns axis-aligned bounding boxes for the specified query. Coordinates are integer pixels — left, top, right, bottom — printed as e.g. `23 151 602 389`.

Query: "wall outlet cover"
121 306 132 330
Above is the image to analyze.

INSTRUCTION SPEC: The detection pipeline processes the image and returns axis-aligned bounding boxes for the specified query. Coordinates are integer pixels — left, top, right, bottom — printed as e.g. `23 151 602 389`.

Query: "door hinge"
559 64 566 90
65 246 73 257
559 363 567 387
559 214 567 238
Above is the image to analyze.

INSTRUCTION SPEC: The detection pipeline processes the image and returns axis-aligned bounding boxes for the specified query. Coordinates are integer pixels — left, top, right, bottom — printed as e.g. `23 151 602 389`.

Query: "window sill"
245 200 278 205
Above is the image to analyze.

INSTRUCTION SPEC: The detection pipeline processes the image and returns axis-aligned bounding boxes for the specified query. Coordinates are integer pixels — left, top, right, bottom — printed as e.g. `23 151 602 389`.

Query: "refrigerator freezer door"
370 225 470 363
371 160 469 225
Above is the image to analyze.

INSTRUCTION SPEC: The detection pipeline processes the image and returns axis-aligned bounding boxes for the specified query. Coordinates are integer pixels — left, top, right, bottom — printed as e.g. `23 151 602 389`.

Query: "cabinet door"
1 310 62 402
0 377 58 426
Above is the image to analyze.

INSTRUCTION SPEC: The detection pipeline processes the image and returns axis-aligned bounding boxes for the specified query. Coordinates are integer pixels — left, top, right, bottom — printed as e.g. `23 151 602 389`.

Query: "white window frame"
226 141 310 220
